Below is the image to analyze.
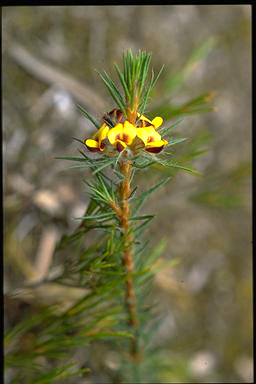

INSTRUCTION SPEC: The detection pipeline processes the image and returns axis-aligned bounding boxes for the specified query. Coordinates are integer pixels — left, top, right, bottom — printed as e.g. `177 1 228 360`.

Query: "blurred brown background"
3 5 252 383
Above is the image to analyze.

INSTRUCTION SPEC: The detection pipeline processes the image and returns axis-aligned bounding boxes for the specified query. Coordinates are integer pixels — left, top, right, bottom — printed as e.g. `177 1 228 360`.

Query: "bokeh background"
3 5 252 383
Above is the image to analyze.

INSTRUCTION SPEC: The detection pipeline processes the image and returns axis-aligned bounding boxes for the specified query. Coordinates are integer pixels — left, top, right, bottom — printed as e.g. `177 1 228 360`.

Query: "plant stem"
127 94 139 125
119 157 139 361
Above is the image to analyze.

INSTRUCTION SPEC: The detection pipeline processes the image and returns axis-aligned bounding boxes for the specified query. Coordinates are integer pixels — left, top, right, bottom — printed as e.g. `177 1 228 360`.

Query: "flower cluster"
84 109 168 154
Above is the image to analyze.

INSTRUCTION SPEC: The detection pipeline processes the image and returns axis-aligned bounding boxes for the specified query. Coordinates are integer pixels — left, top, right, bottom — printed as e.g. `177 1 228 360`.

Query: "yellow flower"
108 121 137 152
137 113 163 130
136 126 168 153
84 123 109 152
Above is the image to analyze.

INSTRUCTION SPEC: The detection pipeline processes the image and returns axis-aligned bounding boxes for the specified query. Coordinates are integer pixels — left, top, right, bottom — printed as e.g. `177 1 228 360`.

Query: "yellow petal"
107 123 123 144
98 123 108 136
98 124 109 148
116 140 127 152
123 121 137 145
151 116 163 129
85 139 101 152
145 126 162 142
145 139 167 153
92 123 106 140
136 128 148 146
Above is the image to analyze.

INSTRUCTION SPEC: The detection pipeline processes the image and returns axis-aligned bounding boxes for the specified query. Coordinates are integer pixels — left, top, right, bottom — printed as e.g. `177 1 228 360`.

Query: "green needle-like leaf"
77 104 100 129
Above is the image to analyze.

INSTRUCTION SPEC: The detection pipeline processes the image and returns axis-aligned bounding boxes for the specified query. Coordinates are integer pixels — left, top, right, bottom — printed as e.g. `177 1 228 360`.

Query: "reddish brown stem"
119 158 139 360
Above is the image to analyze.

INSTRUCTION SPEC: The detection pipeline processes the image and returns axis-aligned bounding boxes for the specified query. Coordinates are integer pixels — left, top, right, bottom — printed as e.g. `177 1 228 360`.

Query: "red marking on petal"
147 136 155 143
146 145 164 153
85 145 101 152
136 120 151 128
123 133 129 143
116 134 121 140
116 142 125 152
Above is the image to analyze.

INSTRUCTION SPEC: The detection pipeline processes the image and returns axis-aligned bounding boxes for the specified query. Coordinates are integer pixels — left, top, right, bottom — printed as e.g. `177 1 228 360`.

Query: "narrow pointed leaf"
77 104 100 129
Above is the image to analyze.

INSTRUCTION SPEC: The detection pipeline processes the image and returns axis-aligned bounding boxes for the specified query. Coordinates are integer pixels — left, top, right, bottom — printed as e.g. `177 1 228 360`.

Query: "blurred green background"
3 5 252 383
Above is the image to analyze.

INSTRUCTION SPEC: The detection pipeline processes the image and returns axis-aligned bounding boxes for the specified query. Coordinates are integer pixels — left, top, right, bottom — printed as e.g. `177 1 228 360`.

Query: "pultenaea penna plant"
78 51 170 360
56 50 201 380
71 51 193 369
5 48 214 383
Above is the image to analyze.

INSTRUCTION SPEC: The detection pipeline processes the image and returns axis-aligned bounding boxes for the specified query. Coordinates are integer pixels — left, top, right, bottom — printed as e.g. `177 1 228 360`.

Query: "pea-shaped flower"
136 126 168 153
108 121 137 152
84 123 109 152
